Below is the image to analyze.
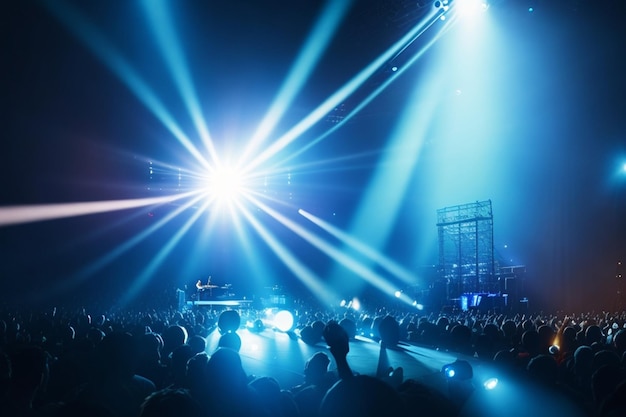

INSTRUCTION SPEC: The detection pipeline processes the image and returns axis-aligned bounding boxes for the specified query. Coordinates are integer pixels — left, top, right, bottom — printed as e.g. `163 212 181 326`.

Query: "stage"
202 326 588 417
186 300 254 307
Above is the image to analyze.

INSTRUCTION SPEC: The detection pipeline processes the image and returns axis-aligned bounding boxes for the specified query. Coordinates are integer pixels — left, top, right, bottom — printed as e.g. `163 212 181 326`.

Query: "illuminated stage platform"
186 300 253 307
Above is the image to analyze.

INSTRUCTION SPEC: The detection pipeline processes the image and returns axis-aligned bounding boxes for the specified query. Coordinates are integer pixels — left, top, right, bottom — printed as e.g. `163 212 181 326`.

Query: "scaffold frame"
437 200 495 300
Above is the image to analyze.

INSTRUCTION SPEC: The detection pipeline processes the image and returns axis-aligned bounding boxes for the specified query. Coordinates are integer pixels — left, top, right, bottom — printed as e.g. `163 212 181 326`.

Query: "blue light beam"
243 6 442 174
42 0 211 172
298 209 417 284
141 0 220 167
0 191 199 227
238 0 354 167
235 200 340 305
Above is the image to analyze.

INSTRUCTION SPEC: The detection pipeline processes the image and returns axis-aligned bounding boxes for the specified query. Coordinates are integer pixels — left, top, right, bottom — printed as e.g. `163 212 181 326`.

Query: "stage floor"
203 327 589 417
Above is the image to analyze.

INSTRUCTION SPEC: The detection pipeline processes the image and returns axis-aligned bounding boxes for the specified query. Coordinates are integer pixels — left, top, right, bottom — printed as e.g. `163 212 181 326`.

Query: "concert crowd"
1 295 625 417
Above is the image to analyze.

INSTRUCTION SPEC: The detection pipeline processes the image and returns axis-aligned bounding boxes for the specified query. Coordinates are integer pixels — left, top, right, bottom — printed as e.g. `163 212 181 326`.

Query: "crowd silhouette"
1 299 625 417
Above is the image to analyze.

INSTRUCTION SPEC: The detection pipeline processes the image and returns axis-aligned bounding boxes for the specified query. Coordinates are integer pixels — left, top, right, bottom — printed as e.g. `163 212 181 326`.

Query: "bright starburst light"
6 0 470 304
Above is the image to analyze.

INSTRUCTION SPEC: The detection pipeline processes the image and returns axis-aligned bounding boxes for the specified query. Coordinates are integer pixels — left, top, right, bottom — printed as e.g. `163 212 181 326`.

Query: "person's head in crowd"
319 375 406 417
137 332 164 365
303 352 331 386
592 350 621 373
162 325 188 357
205 347 248 394
573 345 594 377
585 325 604 346
217 332 241 352
185 352 209 394
526 354 558 386
501 320 517 341
612 329 626 356
187 335 206 355
169 344 194 388
249 376 298 417
521 330 541 357
140 388 205 417
537 325 555 354
561 326 578 354
591 365 626 411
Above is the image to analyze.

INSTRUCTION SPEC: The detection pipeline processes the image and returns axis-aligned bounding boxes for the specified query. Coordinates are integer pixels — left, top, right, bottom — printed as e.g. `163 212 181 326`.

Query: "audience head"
304 352 330 385
319 375 405 417
140 388 204 417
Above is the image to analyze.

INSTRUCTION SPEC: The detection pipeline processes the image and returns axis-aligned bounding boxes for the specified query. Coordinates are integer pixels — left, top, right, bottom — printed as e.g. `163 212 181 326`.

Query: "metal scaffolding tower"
437 200 495 301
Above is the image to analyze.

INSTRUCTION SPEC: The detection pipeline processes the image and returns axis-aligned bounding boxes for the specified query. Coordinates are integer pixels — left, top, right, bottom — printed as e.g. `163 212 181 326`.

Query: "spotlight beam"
275 10 451 165
0 191 200 227
119 197 212 305
141 0 219 167
245 195 398 295
35 192 207 299
238 0 354 167
298 209 417 284
235 200 340 305
242 6 441 175
42 1 211 172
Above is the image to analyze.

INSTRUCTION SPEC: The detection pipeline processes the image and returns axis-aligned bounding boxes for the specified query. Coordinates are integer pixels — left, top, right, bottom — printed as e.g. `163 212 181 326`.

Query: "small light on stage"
442 360 473 380
340 299 346 307
440 15 446 21
391 66 398 72
416 303 424 311
394 290 402 298
483 378 498 390
528 7 534 12
351 298 361 311
549 344 560 355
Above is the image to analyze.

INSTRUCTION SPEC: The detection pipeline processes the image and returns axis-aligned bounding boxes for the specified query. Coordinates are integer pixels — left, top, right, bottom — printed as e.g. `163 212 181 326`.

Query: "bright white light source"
394 290 402 298
483 378 498 390
207 166 244 201
351 297 361 311
274 310 294 332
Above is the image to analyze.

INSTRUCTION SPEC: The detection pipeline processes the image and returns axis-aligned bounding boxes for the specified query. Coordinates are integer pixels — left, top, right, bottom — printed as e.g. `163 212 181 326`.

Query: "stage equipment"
437 200 495 301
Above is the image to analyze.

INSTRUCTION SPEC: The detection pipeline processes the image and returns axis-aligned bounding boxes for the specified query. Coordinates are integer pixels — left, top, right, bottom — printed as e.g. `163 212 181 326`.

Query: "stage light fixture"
442 359 473 380
483 377 498 390
264 308 295 332
274 310 295 332
246 319 265 333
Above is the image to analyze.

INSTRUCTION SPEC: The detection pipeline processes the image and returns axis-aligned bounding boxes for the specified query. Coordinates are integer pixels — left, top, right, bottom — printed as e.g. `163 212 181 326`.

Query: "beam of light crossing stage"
0 191 200 227
275 12 450 166
245 195 400 297
235 200 340 305
326 38 450 292
298 209 417 285
242 6 441 175
119 197 213 305
42 1 211 172
141 0 219 168
237 0 354 167
37 193 207 301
